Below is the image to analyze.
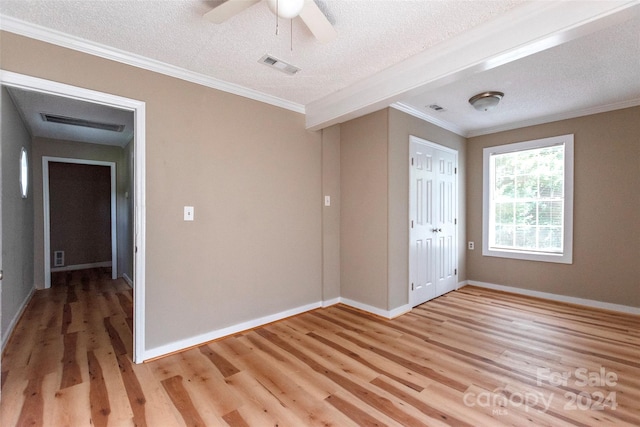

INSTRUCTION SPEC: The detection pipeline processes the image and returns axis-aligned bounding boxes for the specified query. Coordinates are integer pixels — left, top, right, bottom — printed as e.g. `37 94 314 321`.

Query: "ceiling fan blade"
204 0 261 24
298 0 337 43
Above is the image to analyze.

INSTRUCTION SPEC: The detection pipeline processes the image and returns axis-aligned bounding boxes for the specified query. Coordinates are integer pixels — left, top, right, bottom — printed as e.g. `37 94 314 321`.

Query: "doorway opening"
43 158 117 287
0 70 147 363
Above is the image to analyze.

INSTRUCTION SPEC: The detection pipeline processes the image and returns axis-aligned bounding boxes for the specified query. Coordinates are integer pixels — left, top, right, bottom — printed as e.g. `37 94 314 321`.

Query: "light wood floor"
1 269 639 426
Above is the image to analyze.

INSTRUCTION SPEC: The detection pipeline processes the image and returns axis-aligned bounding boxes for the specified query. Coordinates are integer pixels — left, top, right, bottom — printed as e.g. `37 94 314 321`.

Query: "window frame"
482 134 574 264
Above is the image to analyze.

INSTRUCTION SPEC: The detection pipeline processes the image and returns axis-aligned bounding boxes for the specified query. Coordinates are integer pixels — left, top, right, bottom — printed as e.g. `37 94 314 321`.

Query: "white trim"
1 70 147 364
464 280 640 316
50 261 112 273
1 287 35 352
0 15 305 115
144 301 322 360
391 102 465 137
42 157 117 286
122 273 133 288
339 297 411 319
467 98 640 138
322 297 340 308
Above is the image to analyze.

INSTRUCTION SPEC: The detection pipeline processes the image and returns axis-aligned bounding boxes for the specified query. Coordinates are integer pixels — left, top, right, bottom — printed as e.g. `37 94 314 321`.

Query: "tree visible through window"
483 135 573 264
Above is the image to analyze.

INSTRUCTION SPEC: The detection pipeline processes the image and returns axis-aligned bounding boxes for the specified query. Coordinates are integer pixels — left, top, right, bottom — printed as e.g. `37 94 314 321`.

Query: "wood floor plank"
2 269 639 426
87 350 111 427
161 375 207 427
116 352 148 426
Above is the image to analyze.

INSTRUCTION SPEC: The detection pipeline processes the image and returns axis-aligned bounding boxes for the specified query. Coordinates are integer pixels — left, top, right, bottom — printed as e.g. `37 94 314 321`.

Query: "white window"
20 147 29 198
483 134 573 264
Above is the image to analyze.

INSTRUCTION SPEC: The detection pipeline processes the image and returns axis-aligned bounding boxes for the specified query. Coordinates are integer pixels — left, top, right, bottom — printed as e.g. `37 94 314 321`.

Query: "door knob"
432 228 442 233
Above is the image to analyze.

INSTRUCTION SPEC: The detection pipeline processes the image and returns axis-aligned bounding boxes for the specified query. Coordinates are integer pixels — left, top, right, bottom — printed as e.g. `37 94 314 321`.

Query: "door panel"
435 149 457 296
410 143 436 305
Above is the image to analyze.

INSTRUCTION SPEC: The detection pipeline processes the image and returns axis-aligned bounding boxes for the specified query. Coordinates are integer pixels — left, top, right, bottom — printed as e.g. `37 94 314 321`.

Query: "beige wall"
388 108 467 309
48 162 112 267
340 108 468 312
340 109 389 308
1 87 35 344
2 32 323 350
467 107 640 307
322 125 341 302
32 137 125 286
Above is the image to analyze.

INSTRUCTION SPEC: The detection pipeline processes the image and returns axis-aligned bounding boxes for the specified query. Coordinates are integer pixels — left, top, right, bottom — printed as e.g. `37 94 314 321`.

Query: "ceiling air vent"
40 113 125 132
259 54 301 75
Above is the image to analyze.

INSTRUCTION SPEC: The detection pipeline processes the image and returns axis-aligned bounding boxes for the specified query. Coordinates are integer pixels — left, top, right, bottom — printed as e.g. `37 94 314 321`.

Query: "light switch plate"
184 206 194 221
324 195 331 207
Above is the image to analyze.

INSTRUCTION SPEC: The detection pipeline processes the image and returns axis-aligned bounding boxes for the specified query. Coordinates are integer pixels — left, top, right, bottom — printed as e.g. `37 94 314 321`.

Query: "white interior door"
410 136 457 307
435 149 457 297
409 141 436 305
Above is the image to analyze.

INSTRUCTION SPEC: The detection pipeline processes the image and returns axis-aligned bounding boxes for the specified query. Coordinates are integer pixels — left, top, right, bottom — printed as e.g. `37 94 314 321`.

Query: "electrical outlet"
468 241 475 250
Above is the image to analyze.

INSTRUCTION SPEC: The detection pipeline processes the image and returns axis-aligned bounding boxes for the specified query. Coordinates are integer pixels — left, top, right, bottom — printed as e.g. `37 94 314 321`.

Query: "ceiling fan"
204 0 337 43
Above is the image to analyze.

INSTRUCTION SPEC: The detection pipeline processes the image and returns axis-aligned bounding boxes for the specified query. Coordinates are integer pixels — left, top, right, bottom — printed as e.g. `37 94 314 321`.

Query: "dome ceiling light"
266 0 305 19
469 91 504 112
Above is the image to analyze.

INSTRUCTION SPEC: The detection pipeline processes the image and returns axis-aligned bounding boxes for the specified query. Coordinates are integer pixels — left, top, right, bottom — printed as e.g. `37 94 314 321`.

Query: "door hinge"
454 218 457 225
411 282 414 291
455 167 457 174
411 157 414 166
454 269 458 275
411 220 414 228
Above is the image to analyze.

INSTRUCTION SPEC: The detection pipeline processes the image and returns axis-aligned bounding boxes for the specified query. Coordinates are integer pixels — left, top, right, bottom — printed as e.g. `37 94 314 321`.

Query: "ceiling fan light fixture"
266 0 305 19
469 91 504 112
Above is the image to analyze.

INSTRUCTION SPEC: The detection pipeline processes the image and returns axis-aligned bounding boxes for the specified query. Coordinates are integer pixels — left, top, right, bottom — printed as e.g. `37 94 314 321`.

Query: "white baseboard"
143 301 323 361
142 294 417 361
339 297 411 319
463 280 640 315
122 273 133 288
1 286 35 352
322 297 340 308
50 261 112 273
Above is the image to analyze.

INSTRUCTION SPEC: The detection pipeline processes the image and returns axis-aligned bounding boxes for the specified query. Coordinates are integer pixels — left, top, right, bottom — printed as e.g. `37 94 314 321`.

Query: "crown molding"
390 102 465 137
0 15 305 114
305 1 639 131
467 98 640 138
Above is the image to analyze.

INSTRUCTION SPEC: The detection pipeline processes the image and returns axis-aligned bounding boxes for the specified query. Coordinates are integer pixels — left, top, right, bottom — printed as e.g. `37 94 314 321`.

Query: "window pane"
495 176 515 198
538 226 562 251
494 225 514 247
495 202 514 224
515 226 536 248
515 202 536 225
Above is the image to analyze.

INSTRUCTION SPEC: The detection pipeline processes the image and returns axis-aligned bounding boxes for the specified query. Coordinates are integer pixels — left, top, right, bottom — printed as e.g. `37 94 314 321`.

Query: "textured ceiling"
0 0 525 105
1 1 639 137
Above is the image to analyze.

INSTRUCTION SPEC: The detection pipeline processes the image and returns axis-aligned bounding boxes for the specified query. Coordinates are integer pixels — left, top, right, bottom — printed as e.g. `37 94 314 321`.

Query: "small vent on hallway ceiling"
41 113 125 132
429 104 446 112
259 54 301 75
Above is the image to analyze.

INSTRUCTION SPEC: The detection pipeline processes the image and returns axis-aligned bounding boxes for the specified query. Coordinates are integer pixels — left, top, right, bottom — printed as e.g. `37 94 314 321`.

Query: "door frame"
408 135 459 306
43 157 117 286
0 70 147 363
